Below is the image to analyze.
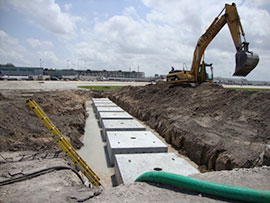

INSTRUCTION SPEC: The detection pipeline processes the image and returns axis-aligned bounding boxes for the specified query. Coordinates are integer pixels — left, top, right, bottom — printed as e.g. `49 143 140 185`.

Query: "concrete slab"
102 120 146 141
96 106 124 118
100 112 133 120
95 103 118 107
114 153 199 185
96 106 124 112
106 131 168 166
92 100 114 107
99 112 133 128
92 98 111 101
93 102 118 113
92 101 115 105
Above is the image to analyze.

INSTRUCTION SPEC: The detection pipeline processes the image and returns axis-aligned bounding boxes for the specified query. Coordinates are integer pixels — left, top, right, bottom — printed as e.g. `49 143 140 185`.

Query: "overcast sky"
0 0 269 80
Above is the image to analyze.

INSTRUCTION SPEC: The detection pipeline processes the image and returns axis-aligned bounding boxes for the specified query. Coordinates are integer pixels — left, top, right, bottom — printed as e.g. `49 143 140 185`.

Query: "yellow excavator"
166 3 259 85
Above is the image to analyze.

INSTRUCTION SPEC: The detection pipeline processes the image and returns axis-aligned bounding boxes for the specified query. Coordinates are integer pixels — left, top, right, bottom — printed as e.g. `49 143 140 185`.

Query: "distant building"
78 69 145 79
0 64 145 81
43 68 145 80
0 64 43 76
43 68 78 79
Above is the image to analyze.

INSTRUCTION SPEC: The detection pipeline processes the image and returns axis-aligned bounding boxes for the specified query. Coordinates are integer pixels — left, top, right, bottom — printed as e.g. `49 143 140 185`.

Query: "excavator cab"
198 62 213 83
234 42 259 76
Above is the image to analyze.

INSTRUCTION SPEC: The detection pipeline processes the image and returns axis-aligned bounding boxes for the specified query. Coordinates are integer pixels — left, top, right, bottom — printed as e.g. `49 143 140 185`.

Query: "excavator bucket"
233 42 259 76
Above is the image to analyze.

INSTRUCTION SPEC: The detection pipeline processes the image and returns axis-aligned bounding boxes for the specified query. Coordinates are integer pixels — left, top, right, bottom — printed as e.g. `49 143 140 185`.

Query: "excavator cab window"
198 66 202 73
205 66 213 80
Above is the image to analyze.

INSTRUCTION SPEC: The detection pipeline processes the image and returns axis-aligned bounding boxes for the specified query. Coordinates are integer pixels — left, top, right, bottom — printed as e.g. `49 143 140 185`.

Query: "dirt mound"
0 90 91 152
109 83 270 171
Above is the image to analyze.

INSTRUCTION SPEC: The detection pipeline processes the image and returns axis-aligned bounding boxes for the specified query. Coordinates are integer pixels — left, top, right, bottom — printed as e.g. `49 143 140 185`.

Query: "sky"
0 0 269 80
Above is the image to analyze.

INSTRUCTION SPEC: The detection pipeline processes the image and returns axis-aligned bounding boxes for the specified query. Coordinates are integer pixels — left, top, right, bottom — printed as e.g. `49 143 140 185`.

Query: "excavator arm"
167 3 259 84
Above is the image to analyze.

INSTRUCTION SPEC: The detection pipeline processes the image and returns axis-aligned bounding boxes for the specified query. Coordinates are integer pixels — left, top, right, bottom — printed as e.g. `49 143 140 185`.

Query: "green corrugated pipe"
135 171 270 202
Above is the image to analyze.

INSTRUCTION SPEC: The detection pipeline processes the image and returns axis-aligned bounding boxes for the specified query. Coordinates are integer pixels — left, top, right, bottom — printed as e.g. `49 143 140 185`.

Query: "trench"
77 100 199 187
77 101 114 187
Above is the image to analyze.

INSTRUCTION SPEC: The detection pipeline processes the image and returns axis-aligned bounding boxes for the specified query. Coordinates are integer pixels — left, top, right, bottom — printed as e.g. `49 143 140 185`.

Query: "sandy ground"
1 81 270 202
0 151 99 203
1 151 269 203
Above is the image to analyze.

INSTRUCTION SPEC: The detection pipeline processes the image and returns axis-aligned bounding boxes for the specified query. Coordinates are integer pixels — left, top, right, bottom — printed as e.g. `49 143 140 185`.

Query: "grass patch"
78 86 124 91
225 87 269 91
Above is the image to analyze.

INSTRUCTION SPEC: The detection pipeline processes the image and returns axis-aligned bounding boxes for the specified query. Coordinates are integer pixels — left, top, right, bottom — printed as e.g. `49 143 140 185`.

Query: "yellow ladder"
27 99 101 187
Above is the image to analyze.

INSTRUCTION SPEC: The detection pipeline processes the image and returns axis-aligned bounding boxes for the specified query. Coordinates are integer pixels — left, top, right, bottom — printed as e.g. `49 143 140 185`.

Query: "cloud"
123 6 140 19
0 30 30 65
4 0 82 34
64 3 72 12
0 30 18 45
0 30 61 68
70 14 182 73
37 51 59 67
68 0 269 79
27 38 54 49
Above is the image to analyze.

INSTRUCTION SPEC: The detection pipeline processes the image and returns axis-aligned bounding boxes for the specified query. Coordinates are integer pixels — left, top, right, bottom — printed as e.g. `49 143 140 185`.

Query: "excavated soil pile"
0 90 93 152
109 83 270 171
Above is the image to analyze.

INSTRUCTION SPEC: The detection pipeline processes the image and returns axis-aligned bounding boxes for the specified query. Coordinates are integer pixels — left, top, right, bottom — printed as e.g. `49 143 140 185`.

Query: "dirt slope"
109 83 270 171
0 90 91 152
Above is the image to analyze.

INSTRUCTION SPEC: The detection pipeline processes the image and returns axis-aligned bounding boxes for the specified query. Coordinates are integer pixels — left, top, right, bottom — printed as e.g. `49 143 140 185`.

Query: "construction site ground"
0 81 270 202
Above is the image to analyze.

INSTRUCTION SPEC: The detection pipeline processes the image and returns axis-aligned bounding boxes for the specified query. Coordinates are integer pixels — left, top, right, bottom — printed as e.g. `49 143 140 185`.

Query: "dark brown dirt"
109 83 270 171
0 90 94 152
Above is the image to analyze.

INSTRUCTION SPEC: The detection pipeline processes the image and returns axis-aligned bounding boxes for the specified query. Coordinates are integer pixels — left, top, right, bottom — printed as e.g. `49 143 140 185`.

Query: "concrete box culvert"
106 131 168 166
114 153 199 185
99 112 133 128
96 107 125 119
101 119 146 141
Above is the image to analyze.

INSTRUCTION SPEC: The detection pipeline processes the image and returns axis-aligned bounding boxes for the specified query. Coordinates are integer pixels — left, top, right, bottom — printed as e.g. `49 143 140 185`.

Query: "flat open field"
0 80 150 90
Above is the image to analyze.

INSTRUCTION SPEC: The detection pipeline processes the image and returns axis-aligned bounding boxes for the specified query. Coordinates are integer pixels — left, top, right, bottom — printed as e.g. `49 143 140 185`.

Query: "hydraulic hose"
0 166 84 186
135 171 270 203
